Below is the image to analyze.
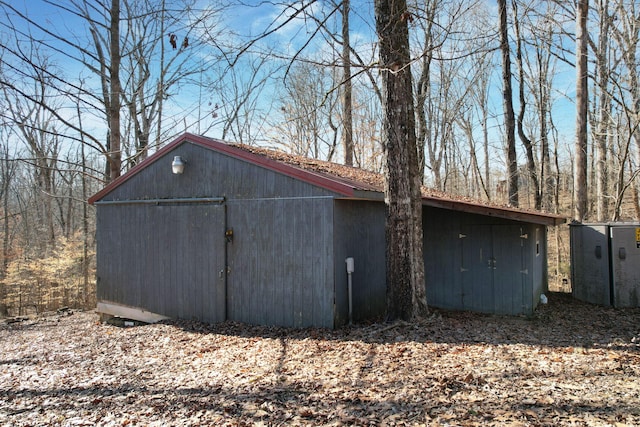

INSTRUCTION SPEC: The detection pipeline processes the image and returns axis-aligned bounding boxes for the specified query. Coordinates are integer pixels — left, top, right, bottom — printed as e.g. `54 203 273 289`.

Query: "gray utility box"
570 222 640 307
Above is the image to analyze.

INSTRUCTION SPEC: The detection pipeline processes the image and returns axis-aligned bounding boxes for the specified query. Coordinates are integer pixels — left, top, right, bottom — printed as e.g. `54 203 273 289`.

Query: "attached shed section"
90 133 565 328
424 207 549 315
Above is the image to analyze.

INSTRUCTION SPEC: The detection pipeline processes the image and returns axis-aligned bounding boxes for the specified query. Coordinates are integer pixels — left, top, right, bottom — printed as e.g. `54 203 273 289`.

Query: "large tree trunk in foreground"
374 0 427 321
498 0 518 207
108 0 122 181
574 0 589 221
342 0 354 166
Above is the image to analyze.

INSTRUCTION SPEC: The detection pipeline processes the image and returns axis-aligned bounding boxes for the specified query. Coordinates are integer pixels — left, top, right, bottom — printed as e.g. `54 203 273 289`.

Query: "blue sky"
1 0 578 178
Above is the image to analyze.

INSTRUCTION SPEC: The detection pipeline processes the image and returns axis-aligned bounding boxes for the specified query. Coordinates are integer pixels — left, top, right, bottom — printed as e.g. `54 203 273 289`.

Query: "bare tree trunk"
375 0 427 321
156 0 166 151
471 59 492 200
592 0 611 221
539 68 553 212
108 0 122 181
512 0 540 210
0 142 7 315
342 0 354 166
605 0 640 219
574 0 589 221
498 0 518 207
615 1 640 220
415 1 437 184
0 144 12 278
632 178 640 220
595 73 610 221
76 100 90 308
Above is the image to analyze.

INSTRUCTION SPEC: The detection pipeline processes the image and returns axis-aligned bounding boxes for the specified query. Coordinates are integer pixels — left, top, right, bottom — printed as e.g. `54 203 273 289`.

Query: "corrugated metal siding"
96 202 226 323
333 200 386 325
226 197 335 328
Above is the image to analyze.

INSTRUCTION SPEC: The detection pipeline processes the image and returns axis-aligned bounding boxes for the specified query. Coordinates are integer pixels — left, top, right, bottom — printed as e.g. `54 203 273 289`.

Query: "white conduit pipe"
345 257 354 325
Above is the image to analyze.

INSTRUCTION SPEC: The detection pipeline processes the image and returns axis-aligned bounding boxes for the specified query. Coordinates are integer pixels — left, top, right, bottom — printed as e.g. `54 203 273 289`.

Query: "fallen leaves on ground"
1 293 639 426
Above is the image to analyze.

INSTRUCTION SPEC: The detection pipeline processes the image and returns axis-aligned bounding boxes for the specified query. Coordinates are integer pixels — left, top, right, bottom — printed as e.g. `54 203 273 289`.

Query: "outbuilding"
90 133 565 328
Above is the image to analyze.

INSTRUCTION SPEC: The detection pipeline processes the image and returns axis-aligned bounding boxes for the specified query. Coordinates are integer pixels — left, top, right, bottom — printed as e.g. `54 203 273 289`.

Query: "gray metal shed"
90 133 565 327
570 222 640 307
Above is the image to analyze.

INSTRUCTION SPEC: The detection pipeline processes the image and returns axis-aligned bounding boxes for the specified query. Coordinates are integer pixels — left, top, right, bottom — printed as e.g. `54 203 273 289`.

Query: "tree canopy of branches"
3 0 640 312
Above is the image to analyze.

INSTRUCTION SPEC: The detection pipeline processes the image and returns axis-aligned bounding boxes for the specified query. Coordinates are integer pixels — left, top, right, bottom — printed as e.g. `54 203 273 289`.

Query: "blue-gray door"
97 202 227 323
460 225 526 314
460 225 494 312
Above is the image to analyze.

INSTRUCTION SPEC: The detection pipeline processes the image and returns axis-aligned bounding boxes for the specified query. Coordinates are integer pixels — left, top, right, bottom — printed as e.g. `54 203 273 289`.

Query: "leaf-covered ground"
1 293 639 426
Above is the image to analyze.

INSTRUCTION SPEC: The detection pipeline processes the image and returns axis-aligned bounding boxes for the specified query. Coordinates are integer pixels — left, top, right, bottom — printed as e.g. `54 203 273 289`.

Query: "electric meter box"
570 222 640 307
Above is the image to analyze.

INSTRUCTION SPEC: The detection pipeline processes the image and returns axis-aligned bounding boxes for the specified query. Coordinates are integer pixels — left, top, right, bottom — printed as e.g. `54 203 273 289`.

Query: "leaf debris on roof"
231 143 566 225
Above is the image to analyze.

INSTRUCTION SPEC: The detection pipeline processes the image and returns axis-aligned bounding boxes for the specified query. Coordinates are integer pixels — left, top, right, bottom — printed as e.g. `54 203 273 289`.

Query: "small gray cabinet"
570 223 640 307
610 225 640 307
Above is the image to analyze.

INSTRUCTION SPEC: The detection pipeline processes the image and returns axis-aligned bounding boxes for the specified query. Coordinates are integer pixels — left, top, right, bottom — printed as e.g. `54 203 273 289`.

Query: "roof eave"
422 197 567 226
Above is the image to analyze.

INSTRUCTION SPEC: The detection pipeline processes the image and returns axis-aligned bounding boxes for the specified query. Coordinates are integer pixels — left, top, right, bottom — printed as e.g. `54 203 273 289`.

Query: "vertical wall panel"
333 201 386 325
531 225 546 308
95 203 226 323
570 224 611 306
491 225 526 315
226 197 334 328
571 223 640 308
424 208 463 311
611 225 640 307
461 225 494 313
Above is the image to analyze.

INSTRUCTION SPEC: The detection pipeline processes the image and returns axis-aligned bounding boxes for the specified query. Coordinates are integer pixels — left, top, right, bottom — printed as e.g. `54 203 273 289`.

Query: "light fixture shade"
171 156 185 174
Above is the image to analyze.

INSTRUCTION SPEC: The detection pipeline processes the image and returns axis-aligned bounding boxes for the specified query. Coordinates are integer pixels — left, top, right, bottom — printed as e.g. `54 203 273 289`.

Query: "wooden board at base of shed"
96 301 170 324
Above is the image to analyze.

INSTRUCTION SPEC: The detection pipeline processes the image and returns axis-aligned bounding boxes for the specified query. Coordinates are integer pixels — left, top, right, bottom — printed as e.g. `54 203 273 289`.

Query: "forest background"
0 0 639 317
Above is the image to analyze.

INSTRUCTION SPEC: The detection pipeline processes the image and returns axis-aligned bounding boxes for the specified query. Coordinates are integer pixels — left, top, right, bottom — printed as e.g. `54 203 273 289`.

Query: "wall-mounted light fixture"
172 156 186 174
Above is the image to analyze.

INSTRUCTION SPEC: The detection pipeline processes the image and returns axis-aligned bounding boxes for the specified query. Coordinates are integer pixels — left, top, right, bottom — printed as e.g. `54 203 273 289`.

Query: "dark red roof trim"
89 133 566 226
88 133 356 204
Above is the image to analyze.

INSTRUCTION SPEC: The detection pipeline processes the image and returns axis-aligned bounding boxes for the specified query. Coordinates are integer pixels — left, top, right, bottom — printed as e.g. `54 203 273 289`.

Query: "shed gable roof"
89 133 566 226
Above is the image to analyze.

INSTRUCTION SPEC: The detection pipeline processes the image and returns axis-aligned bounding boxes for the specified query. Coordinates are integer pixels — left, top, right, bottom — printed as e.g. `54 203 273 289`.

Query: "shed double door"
98 202 226 323
460 225 527 314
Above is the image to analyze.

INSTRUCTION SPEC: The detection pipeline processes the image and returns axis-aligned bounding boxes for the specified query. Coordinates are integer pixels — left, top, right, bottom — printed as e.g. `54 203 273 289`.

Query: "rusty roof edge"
88 133 568 226
422 196 567 226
